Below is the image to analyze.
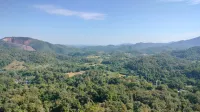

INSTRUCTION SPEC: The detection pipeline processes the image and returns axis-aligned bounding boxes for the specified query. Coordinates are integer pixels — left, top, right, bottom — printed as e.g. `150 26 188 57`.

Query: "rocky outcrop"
2 37 36 51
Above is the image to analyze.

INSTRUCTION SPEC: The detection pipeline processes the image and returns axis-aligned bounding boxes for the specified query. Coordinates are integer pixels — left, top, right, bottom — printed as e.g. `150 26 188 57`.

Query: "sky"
0 0 200 45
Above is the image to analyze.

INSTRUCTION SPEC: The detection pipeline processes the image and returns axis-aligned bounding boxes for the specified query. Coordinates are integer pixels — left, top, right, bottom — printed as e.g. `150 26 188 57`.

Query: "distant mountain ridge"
80 36 200 54
168 36 200 49
120 36 200 50
121 36 200 51
1 36 200 54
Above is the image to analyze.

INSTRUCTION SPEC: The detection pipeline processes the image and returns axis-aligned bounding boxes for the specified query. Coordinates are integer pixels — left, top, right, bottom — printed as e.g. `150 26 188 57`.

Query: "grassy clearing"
67 71 85 78
4 60 26 70
106 71 126 78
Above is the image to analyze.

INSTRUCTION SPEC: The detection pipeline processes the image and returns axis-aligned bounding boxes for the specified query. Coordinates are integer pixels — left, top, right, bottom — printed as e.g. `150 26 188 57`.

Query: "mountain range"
1 36 200 54
119 36 200 50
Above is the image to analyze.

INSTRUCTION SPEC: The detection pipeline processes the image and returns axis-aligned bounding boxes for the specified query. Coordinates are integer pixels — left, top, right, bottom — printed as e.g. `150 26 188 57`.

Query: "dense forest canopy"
1 37 200 112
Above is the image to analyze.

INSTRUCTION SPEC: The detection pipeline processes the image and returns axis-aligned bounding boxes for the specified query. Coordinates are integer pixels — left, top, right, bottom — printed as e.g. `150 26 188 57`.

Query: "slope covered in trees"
1 38 200 111
0 37 79 54
172 46 200 60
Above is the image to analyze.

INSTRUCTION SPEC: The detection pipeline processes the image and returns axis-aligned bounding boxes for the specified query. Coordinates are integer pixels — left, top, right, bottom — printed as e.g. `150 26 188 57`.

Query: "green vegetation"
0 37 79 54
172 46 200 60
1 38 200 112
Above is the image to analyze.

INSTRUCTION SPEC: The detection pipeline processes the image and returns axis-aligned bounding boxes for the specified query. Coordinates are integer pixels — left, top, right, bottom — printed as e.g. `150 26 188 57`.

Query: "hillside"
169 36 200 49
80 36 200 54
171 46 200 60
0 46 56 69
1 36 200 55
1 38 200 111
1 44 200 111
0 37 79 54
132 36 200 50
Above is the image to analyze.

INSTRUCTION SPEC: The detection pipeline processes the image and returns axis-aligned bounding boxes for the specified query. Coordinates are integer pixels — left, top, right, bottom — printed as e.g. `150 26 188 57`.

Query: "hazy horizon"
1 0 200 45
1 36 200 46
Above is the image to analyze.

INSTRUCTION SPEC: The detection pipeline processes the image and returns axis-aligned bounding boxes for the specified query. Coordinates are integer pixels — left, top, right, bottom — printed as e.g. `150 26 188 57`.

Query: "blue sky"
0 0 200 45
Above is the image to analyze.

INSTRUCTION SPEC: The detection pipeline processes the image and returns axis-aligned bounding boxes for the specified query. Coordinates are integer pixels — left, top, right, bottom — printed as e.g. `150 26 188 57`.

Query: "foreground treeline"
1 46 200 112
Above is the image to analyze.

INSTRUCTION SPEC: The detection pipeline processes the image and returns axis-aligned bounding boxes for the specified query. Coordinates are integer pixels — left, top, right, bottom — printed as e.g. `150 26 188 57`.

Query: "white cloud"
188 0 200 4
160 0 184 2
34 5 105 20
160 0 200 4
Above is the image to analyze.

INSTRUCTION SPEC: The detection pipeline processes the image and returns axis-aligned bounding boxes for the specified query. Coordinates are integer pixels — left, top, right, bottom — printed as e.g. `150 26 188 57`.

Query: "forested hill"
172 46 200 60
80 36 200 53
1 40 200 111
0 46 56 68
0 37 79 54
1 36 200 55
169 36 200 49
